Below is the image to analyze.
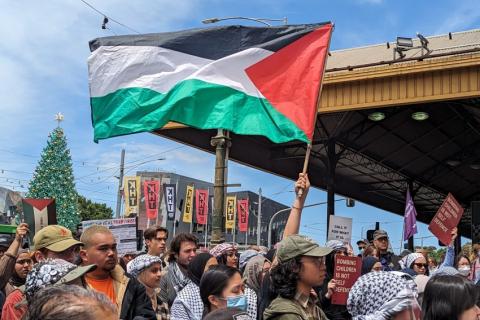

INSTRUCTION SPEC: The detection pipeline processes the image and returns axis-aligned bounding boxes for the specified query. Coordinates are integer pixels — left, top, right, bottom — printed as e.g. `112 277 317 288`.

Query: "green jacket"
263 296 328 320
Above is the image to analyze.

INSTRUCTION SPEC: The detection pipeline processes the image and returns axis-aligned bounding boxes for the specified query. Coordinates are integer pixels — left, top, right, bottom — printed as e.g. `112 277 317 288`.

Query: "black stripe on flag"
89 23 330 60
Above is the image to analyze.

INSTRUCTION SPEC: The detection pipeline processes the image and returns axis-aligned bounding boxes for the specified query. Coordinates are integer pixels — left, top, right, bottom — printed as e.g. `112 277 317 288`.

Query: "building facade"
136 171 289 247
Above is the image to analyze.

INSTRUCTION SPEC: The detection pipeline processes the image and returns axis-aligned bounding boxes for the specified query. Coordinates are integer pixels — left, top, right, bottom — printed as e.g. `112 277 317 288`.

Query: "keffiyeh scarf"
347 271 418 320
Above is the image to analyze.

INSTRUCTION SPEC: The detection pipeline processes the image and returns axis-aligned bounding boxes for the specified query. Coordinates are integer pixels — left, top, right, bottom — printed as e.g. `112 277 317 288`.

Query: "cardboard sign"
428 193 464 245
82 218 137 255
331 255 362 305
327 215 352 243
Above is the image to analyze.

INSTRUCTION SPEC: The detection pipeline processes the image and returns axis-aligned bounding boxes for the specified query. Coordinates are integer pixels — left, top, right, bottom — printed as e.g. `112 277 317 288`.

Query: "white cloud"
434 0 480 34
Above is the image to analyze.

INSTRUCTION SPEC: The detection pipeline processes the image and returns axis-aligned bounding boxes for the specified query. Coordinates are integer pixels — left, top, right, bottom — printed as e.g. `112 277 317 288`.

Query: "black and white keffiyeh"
127 254 163 277
347 271 418 320
25 259 77 301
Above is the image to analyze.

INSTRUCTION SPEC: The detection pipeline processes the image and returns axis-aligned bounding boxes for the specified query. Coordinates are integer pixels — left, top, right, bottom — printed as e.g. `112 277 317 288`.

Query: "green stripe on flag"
91 79 309 143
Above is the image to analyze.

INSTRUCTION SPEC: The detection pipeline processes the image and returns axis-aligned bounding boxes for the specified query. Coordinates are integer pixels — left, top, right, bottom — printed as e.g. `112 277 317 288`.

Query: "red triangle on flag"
246 24 332 141
23 199 55 211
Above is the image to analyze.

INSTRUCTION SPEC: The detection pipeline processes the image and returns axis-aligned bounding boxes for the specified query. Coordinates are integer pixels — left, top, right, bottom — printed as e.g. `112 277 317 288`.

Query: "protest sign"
428 193 464 245
82 218 137 255
331 255 361 305
327 215 352 243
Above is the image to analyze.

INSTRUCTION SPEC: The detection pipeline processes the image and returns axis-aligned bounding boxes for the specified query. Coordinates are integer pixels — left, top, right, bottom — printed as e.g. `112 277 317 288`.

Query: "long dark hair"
269 256 302 299
200 265 240 315
422 275 479 320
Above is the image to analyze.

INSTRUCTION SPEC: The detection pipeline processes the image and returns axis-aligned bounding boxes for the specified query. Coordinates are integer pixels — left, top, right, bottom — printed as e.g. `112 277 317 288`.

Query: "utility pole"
115 149 125 218
210 129 230 244
257 188 262 246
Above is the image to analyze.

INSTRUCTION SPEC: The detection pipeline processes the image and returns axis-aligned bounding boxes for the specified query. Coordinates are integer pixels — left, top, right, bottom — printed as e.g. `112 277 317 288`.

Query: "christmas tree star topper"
54 112 64 127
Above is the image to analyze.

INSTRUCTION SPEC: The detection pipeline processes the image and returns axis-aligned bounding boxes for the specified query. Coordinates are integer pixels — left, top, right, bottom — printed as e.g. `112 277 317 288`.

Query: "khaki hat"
32 225 82 252
276 235 332 263
373 230 389 241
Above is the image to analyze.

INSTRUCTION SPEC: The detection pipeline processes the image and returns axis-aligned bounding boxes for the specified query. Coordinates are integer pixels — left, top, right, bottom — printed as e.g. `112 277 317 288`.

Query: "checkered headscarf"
127 254 163 277
347 271 418 320
209 243 238 257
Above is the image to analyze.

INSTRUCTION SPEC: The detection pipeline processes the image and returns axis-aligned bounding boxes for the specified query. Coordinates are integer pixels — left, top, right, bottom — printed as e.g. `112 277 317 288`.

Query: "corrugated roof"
326 28 480 70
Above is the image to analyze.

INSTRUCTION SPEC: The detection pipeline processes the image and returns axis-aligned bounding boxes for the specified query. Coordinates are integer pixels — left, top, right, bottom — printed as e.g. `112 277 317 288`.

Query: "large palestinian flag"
88 23 332 143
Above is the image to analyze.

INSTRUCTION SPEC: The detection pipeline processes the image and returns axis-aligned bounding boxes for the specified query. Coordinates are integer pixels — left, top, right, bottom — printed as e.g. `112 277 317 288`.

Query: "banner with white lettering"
196 189 209 225
163 184 176 221
225 196 237 230
183 185 194 223
327 215 352 243
143 180 160 219
124 176 140 217
237 199 249 232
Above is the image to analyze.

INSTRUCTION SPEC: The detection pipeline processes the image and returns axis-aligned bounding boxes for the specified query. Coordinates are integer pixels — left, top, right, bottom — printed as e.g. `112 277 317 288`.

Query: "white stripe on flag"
88 46 273 98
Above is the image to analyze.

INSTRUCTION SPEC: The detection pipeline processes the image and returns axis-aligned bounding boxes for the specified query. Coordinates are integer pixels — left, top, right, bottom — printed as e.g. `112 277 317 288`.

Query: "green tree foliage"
27 127 80 230
77 195 113 221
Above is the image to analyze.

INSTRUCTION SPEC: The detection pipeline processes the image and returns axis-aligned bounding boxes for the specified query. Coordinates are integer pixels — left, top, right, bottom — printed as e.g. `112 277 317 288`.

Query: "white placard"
327 215 352 243
82 218 137 255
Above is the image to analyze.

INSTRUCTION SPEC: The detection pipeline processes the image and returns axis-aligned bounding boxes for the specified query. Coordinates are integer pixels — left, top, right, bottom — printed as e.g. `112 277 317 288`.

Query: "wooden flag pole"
297 24 334 198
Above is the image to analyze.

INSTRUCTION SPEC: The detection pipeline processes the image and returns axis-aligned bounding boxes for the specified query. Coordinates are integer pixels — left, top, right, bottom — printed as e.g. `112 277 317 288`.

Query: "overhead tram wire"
79 0 141 34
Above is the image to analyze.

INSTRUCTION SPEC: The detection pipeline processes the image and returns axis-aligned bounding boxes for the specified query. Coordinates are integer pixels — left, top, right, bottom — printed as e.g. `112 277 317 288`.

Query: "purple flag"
404 188 418 240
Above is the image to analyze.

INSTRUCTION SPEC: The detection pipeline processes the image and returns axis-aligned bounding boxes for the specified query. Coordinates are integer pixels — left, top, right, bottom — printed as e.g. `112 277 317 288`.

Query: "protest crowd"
0 173 478 320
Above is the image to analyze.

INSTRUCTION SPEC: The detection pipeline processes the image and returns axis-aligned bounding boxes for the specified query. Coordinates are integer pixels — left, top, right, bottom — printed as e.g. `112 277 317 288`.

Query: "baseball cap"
356 239 369 245
32 225 82 252
25 258 96 301
276 235 332 263
373 230 389 240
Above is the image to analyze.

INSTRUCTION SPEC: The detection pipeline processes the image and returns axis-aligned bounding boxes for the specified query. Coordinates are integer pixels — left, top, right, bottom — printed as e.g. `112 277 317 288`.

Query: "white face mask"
457 266 470 276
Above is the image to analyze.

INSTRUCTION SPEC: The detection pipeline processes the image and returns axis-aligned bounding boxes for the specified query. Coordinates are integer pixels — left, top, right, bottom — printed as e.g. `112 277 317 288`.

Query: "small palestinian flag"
22 199 57 240
88 23 332 143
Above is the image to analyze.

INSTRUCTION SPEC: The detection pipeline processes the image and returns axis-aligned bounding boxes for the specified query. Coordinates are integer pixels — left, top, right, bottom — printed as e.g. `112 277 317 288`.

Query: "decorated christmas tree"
27 115 80 230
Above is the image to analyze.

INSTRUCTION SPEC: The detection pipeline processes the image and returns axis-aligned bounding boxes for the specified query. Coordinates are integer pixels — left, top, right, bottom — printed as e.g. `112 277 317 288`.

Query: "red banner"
144 180 160 219
195 189 209 225
331 255 361 305
428 193 464 245
237 199 249 232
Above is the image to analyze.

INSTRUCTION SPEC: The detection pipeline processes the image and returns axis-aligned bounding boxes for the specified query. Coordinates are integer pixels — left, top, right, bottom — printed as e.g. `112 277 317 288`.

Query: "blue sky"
1 0 478 252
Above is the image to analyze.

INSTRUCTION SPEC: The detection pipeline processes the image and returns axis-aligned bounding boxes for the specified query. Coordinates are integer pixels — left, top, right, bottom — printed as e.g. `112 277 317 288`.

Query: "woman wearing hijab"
210 243 239 269
361 256 382 275
4 249 32 297
243 255 271 316
171 252 218 320
127 254 169 320
401 253 428 276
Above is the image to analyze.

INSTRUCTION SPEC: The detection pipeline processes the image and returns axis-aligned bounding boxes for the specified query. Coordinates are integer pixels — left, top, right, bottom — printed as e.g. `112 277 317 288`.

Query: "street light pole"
267 198 351 248
256 188 262 246
115 149 125 218
202 16 288 26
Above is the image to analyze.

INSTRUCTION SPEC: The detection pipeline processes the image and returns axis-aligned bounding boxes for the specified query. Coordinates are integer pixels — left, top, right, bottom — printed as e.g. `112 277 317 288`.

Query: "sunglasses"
226 251 239 258
413 263 428 269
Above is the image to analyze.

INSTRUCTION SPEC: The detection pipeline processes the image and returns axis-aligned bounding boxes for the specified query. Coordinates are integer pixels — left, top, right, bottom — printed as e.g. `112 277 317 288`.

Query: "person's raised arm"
0 223 29 289
282 173 310 238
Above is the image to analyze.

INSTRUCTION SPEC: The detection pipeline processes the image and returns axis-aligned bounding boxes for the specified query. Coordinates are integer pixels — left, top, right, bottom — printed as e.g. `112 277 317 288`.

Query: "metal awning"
155 97 480 239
